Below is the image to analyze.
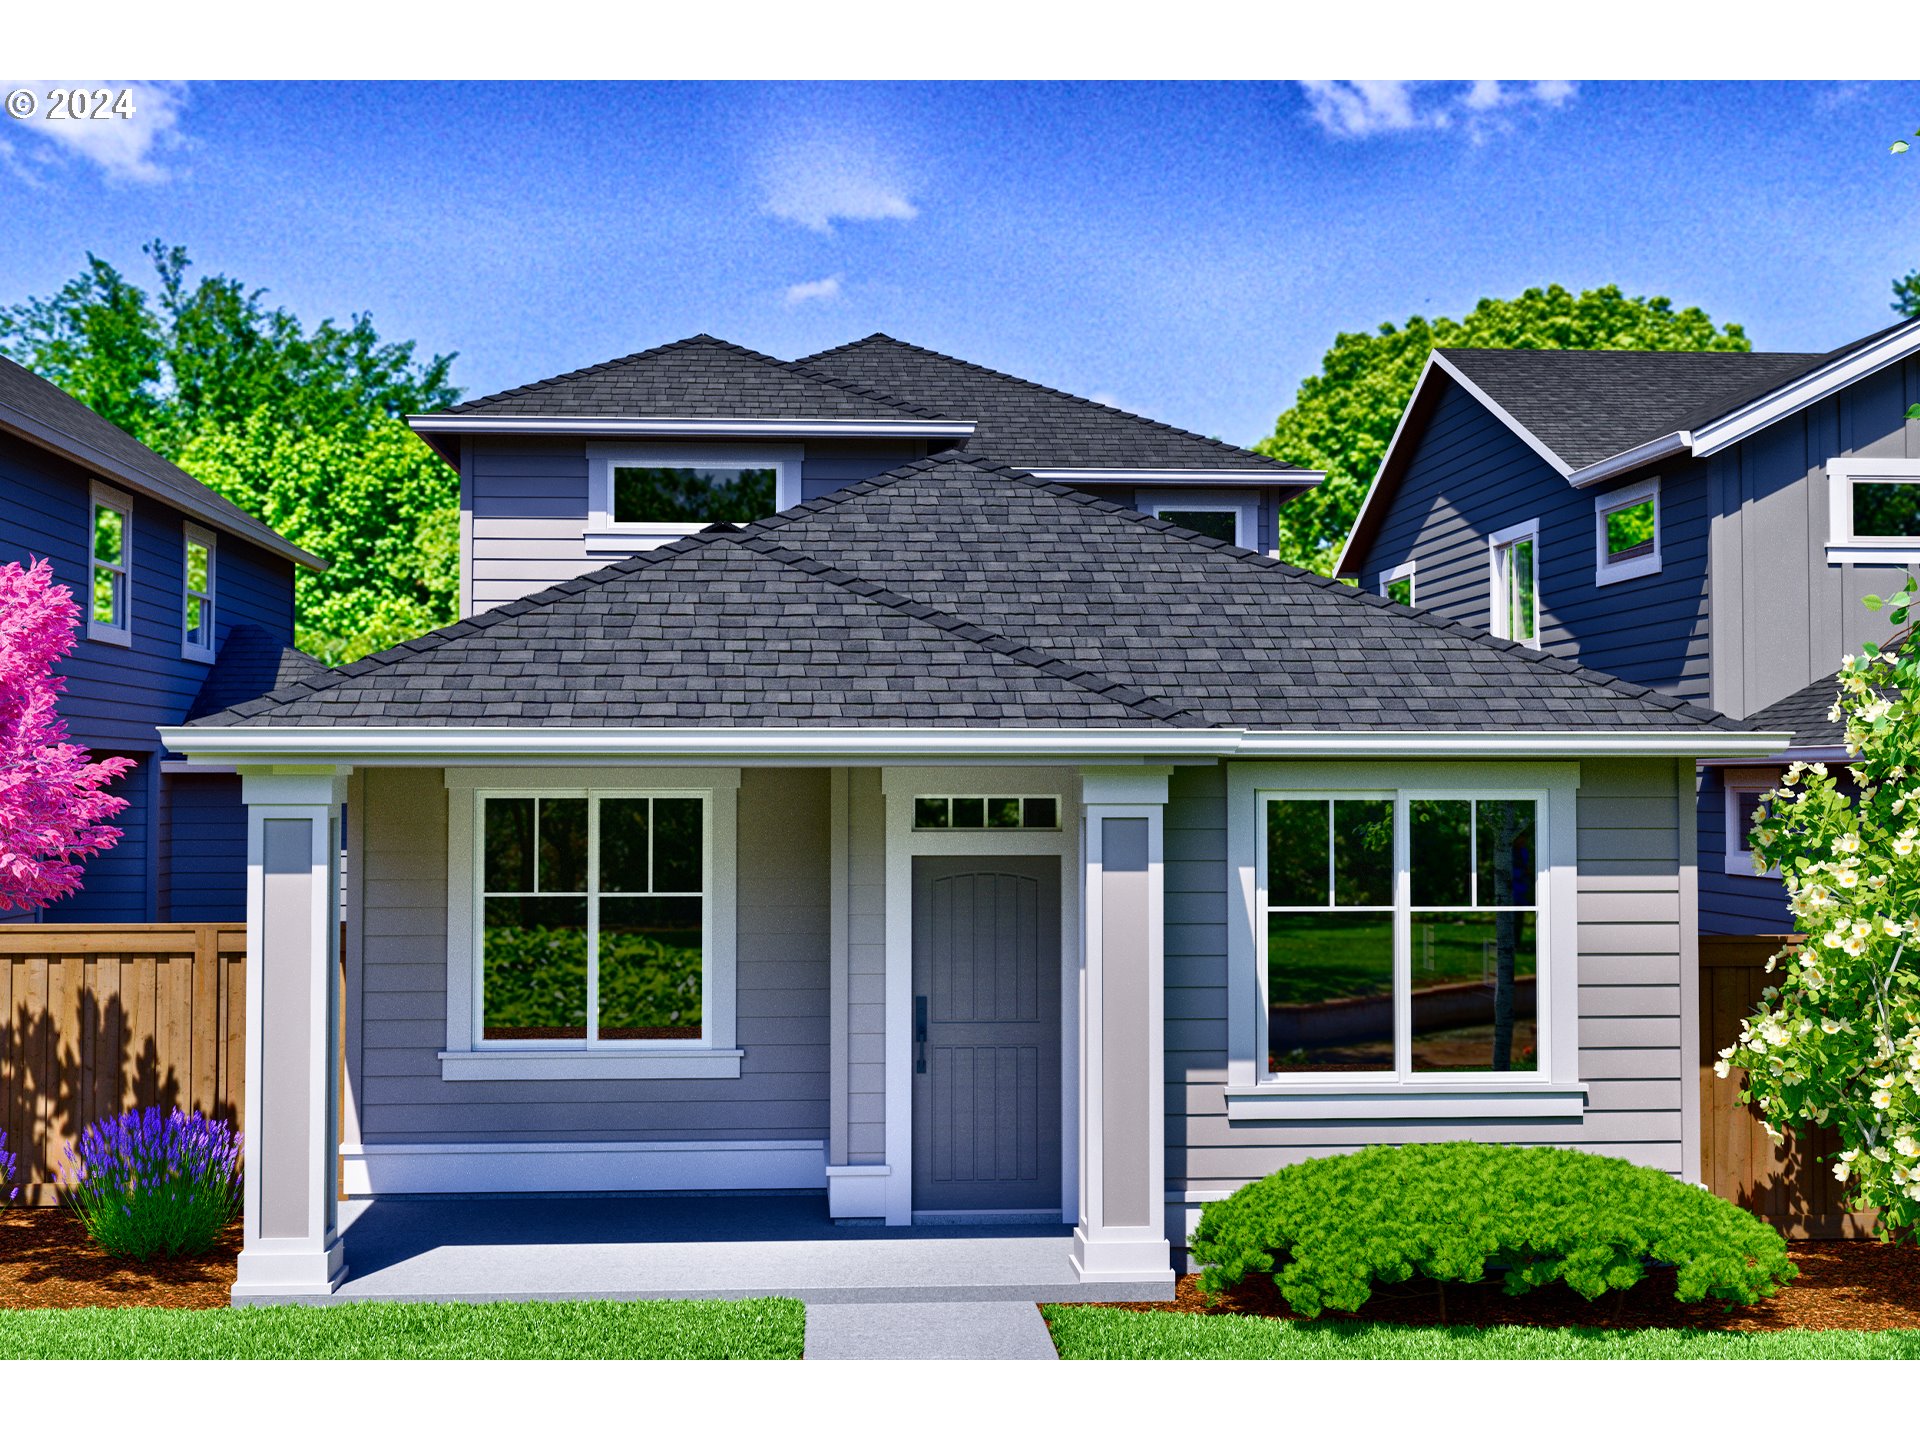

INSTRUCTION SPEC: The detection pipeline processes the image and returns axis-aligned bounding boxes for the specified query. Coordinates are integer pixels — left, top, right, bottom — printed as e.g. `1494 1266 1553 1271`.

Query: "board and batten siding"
1354 376 1713 706
350 766 831 1148
1706 356 1920 722
1164 758 1694 1240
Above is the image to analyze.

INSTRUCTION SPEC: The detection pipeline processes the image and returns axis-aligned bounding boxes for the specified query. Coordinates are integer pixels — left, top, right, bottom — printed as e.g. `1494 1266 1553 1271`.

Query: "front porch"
247 1192 1170 1306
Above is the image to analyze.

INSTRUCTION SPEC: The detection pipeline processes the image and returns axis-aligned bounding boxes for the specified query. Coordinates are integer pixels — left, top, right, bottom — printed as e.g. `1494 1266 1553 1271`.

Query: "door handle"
915 995 928 1074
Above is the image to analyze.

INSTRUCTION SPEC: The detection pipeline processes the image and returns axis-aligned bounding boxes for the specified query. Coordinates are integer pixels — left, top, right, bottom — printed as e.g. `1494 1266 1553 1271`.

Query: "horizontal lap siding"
466 441 599 612
160 772 247 921
1698 769 1794 935
799 441 924 503
1165 758 1690 1213
1356 379 1711 706
354 767 832 1146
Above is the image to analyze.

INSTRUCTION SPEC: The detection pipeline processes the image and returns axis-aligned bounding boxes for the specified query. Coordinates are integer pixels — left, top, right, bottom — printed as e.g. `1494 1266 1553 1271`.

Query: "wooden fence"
0 924 246 1205
1699 934 1876 1238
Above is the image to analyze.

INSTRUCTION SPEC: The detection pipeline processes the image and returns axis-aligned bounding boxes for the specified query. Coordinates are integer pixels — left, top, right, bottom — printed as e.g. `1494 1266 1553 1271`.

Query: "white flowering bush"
1723 577 1920 1236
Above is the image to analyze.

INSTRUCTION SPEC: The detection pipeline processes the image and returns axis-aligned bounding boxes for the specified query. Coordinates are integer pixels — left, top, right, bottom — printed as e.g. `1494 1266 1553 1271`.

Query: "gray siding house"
1338 320 1920 937
164 335 1783 1300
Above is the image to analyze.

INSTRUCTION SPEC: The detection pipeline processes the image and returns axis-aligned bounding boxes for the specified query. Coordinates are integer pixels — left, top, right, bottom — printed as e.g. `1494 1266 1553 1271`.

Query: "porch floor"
261 1193 1173 1306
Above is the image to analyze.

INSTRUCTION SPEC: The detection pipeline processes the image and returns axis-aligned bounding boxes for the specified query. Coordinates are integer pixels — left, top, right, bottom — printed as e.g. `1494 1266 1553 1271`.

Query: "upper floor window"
1487 518 1538 646
1826 457 1920 563
1138 489 1256 550
88 481 132 646
182 524 216 663
585 443 800 553
1379 561 1416 608
1594 476 1661 586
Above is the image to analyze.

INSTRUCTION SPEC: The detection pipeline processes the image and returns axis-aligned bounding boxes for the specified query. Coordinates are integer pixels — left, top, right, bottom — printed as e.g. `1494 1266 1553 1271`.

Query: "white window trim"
583 441 802 553
1222 760 1585 1120
441 766 741 1080
1593 475 1662 587
182 522 217 663
87 479 133 647
1487 517 1541 647
1136 487 1257 551
1825 456 1920 564
1378 560 1417 606
1723 768 1784 878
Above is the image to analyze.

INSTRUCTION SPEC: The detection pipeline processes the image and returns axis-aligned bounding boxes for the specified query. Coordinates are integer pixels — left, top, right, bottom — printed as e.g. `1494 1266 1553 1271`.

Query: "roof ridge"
736 535 1198 727
440 333 944 419
796 333 1288 468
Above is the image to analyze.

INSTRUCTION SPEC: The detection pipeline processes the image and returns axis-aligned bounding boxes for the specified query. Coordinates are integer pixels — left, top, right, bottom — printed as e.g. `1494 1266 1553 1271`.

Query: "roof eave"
1689 317 1920 458
158 724 1789 767
1564 430 1693 488
407 415 978 440
0 402 326 572
1026 467 1323 488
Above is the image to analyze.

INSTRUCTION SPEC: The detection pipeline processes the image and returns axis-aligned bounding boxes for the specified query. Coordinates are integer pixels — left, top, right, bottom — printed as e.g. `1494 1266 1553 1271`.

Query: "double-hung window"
1487 518 1539 646
182 524 216 662
88 482 132 646
1594 476 1661 585
1379 561 1416 608
445 771 742 1080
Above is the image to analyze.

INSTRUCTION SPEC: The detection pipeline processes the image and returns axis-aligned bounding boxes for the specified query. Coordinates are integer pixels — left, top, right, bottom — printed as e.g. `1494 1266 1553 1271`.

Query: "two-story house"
0 356 325 922
165 332 1782 1302
1338 316 1920 937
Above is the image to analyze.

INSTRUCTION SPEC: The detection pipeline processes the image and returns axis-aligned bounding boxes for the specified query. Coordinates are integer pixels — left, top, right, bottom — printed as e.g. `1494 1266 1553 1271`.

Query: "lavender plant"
0 1131 16 1204
59 1108 242 1259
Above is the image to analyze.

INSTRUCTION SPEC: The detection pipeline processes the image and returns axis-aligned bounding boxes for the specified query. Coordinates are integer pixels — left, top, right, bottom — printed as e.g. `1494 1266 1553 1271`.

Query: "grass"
1039 1308 1920 1360
0 1298 805 1359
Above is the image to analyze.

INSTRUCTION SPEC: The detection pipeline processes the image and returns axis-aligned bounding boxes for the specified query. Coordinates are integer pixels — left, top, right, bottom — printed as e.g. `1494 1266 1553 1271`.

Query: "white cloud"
0 80 191 183
784 274 843 306
760 127 917 233
1301 80 1575 141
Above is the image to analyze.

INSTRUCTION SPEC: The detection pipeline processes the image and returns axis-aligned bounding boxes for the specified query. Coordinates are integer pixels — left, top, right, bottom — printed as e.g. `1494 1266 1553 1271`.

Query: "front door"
911 856 1062 1214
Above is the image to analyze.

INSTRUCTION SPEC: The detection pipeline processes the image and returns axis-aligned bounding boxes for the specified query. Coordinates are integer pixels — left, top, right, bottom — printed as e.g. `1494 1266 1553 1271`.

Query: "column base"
1071 1223 1175 1285
826 1164 892 1220
231 1238 347 1301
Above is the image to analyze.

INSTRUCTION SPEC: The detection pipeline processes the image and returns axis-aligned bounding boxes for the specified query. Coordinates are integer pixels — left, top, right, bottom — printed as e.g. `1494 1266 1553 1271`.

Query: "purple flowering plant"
0 1131 16 1204
60 1107 242 1259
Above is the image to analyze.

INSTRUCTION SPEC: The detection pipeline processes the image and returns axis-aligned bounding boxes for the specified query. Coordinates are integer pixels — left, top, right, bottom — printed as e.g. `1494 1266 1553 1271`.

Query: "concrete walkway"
273 1194 1172 1308
804 1302 1058 1360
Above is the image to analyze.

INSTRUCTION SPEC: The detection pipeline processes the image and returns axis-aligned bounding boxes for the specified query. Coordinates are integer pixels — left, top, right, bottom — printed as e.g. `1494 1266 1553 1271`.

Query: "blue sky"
2 79 1918 446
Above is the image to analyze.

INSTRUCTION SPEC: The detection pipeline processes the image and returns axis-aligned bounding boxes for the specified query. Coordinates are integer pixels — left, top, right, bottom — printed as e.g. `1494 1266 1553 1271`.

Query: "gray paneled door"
911 856 1062 1213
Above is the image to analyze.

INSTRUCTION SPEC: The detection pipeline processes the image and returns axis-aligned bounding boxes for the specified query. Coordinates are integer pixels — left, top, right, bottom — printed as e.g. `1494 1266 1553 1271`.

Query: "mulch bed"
1073 1241 1920 1332
0 1207 238 1310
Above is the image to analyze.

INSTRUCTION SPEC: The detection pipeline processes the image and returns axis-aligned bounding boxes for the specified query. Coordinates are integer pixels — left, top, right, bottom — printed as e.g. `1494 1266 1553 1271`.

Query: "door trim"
879 766 1082 1226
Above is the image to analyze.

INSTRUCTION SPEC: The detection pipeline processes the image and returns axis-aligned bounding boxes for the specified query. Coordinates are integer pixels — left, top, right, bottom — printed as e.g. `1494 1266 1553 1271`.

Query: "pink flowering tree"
0 558 136 911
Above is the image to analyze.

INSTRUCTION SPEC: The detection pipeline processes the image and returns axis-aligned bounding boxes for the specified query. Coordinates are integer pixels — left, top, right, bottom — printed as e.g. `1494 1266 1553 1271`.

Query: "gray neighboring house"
162 335 1784 1300
1338 318 1920 938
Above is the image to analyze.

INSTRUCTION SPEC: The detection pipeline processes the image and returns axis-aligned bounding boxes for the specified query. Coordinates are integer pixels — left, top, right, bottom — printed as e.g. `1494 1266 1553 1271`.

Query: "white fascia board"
1566 431 1692 489
407 415 976 439
158 724 1794 766
1333 353 1444 579
1696 745 1848 768
1027 467 1323 488
1690 320 1920 459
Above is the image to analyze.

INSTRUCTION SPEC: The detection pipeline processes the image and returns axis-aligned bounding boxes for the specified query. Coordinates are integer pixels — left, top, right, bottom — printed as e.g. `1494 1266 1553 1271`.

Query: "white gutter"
1696 745 1849 768
1026 468 1323 488
1691 318 1920 457
158 724 1794 767
1565 430 1693 489
406 415 977 439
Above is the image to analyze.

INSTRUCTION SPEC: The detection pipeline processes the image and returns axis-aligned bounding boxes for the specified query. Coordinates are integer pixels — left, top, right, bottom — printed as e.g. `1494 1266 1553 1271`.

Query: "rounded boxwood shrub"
1191 1142 1795 1317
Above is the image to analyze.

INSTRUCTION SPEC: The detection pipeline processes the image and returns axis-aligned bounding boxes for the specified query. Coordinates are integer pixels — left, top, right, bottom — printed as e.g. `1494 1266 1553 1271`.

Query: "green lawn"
0 1298 805 1359
1040 1308 1920 1360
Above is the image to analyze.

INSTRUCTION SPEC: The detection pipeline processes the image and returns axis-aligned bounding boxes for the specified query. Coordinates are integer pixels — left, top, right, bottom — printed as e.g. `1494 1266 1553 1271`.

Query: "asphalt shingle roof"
1437 348 1832 469
798 334 1301 473
1743 673 1845 750
192 455 1746 734
186 626 330 722
0 357 320 568
441 334 949 421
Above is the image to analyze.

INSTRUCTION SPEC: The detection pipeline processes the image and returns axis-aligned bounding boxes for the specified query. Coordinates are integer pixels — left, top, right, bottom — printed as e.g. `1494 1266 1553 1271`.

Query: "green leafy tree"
0 243 461 663
1722 579 1920 1236
1258 284 1750 572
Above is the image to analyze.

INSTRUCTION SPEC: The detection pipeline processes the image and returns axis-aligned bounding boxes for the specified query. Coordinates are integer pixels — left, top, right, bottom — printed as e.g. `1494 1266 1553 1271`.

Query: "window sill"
1224 1083 1587 1122
1595 554 1661 586
86 621 132 647
439 1048 744 1081
584 525 706 554
1825 543 1920 566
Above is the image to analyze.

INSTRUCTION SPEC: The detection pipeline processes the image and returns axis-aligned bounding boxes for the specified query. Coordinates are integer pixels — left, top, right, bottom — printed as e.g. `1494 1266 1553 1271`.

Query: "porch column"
232 767 349 1300
1073 768 1174 1283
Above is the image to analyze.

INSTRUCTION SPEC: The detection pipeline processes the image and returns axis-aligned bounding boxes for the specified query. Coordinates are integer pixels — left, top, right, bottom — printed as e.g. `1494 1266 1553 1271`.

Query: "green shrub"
1190 1143 1795 1317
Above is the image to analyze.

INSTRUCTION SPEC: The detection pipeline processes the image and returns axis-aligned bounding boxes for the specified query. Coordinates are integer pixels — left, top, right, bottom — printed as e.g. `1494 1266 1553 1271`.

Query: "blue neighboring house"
0 356 325 922
1338 316 1920 937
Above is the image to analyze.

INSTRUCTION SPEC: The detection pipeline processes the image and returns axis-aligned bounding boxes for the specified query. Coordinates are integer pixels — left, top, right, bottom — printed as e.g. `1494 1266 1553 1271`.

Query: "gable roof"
0 356 323 570
428 333 957 424
186 625 331 722
184 454 1757 742
795 334 1313 477
1336 317 1920 578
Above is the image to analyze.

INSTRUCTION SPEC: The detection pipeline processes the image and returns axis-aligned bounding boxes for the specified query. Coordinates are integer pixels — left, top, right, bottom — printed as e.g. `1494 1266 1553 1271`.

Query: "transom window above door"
913 795 1060 830
1262 792 1541 1080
